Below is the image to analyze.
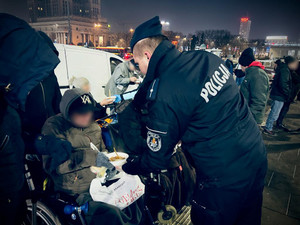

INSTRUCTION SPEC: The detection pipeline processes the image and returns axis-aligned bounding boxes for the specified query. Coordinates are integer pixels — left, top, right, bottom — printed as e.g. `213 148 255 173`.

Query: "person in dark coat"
0 13 60 224
239 48 270 125
225 58 234 74
20 31 62 154
0 88 26 225
276 60 300 130
264 56 298 134
121 16 267 225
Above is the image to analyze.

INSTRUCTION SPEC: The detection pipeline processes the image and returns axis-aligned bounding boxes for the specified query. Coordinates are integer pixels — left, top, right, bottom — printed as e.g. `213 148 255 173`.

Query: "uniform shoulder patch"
147 131 162 152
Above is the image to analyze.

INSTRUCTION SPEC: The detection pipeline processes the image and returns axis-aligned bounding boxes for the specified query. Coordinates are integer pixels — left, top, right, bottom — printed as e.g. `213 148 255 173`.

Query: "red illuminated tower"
239 17 251 41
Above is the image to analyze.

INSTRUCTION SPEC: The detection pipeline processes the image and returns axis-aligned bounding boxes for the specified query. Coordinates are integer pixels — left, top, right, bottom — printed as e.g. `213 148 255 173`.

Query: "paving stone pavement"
262 101 300 225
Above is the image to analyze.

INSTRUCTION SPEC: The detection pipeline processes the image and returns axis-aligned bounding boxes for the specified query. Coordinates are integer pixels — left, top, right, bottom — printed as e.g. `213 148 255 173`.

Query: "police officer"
121 16 267 225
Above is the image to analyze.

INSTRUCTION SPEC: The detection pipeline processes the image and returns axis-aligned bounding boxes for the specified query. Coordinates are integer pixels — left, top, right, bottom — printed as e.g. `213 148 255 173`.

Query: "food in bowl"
106 152 129 169
109 155 125 162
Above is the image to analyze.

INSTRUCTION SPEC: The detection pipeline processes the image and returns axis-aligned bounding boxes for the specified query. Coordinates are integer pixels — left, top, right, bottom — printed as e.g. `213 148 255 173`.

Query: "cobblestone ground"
162 101 300 225
262 101 300 225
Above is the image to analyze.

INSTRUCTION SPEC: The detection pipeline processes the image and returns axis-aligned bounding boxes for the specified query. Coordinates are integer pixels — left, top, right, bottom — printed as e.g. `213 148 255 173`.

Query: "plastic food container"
106 152 129 168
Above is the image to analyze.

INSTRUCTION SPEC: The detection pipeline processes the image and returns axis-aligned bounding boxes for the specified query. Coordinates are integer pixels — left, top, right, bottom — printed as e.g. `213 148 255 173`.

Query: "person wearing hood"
0 14 60 225
105 59 140 96
41 88 108 195
264 56 297 135
40 88 142 225
239 48 270 125
20 31 62 155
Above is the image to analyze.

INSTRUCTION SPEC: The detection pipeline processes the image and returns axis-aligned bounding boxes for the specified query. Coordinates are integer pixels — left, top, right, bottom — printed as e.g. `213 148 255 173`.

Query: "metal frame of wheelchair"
23 156 89 225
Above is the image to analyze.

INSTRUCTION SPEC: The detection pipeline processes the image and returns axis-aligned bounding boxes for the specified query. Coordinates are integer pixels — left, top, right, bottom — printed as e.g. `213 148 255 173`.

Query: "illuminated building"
239 17 251 41
27 0 109 46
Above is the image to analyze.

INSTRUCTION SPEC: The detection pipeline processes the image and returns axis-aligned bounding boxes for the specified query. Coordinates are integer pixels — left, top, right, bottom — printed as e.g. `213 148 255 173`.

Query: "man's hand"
122 161 140 175
100 96 116 106
130 77 138 83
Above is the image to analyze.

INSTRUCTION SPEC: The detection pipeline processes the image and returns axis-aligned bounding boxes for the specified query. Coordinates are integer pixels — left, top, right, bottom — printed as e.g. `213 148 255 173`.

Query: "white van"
54 44 124 102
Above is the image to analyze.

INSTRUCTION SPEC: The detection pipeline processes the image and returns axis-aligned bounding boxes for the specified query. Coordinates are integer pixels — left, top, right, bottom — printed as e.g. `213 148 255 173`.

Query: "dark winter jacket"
290 70 300 101
270 62 292 102
0 13 59 195
240 61 270 124
0 97 25 195
0 13 60 110
122 40 266 188
20 73 62 153
41 89 106 195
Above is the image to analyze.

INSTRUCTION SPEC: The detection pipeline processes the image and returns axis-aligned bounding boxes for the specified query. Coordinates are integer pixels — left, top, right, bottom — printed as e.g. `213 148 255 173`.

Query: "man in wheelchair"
36 88 143 225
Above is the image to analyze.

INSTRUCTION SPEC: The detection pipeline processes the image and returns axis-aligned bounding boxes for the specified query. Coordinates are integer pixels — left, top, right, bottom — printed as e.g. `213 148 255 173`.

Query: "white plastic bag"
90 173 145 210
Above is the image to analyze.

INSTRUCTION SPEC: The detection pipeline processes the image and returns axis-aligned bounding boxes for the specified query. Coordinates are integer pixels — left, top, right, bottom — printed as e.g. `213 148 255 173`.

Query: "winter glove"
122 161 140 175
114 95 122 103
34 135 73 171
96 152 117 180
122 156 148 175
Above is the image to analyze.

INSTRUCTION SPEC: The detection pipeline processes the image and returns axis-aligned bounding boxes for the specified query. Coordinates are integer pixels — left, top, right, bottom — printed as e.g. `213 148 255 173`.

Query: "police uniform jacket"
122 40 267 188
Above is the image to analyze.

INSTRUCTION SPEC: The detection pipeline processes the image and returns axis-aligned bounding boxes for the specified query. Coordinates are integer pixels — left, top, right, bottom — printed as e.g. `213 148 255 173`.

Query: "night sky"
1 0 300 41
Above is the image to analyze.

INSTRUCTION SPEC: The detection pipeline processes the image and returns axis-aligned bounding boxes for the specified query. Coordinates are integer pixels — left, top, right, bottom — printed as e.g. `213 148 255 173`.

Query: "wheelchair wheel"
22 199 62 225
157 205 177 224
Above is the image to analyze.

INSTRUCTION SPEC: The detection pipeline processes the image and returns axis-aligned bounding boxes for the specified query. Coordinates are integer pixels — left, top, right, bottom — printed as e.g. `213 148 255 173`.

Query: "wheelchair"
22 107 187 225
23 155 89 225
22 105 123 225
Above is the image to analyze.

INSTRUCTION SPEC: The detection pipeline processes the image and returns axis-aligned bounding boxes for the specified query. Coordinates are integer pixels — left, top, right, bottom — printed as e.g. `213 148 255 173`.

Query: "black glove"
122 161 141 175
122 156 149 175
34 135 73 171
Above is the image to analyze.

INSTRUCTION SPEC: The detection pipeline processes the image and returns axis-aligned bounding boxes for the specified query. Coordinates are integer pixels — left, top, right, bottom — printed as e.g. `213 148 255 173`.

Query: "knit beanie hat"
239 48 255 67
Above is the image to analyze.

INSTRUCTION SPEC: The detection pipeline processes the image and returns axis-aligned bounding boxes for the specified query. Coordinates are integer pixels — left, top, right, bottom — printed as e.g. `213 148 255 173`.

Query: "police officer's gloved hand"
122 156 142 175
113 95 122 103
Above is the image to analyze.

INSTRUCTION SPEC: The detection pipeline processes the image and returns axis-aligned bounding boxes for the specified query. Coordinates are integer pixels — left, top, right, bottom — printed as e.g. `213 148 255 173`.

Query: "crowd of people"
228 47 300 134
0 13 299 225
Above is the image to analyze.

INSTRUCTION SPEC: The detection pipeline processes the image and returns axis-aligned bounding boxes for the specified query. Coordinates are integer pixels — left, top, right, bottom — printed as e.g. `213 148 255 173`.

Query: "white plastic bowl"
106 152 129 168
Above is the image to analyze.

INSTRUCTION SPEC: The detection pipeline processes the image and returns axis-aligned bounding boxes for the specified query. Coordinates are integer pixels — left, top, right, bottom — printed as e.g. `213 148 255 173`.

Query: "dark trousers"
191 161 267 225
85 198 144 225
277 102 291 126
0 189 26 225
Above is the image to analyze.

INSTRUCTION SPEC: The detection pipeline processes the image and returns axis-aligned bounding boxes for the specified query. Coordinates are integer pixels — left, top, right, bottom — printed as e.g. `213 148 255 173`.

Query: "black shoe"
276 124 290 132
262 127 276 136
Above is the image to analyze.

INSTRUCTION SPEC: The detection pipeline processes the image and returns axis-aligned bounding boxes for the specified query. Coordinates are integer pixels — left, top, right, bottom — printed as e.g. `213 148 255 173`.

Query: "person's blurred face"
82 84 91 93
133 49 151 75
288 61 299 71
70 112 93 128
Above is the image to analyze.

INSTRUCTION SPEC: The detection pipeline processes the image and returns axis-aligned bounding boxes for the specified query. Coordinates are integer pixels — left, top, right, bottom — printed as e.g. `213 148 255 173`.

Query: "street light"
94 23 101 28
161 20 170 31
161 21 170 26
129 28 134 33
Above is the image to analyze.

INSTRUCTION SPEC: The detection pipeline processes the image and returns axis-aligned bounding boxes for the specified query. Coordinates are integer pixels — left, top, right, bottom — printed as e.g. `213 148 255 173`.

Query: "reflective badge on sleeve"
147 131 162 152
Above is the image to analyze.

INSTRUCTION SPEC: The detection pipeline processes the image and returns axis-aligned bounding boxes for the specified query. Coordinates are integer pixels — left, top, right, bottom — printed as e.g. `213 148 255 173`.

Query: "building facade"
268 44 300 60
266 36 288 45
239 17 251 41
28 0 109 46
